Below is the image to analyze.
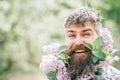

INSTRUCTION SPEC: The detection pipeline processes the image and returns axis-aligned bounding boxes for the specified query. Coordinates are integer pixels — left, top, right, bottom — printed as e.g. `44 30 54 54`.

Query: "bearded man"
40 7 120 80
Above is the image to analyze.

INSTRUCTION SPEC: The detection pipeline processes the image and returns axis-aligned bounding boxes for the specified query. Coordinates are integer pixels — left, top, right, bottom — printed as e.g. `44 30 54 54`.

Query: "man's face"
65 21 98 62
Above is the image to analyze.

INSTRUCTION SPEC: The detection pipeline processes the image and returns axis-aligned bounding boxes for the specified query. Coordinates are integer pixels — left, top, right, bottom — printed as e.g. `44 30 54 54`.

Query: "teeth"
75 50 85 53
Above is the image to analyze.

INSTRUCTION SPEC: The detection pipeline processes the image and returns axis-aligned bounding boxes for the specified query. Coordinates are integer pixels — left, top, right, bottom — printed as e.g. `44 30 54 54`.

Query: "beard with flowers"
40 28 120 80
66 44 93 80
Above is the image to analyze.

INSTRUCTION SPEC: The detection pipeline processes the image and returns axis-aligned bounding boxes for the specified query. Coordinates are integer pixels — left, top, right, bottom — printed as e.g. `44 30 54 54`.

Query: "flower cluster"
76 72 95 80
101 28 114 50
42 43 61 54
40 55 70 80
40 55 58 73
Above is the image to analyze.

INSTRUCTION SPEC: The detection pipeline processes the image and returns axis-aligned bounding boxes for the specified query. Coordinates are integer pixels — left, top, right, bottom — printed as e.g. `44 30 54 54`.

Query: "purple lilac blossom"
40 55 58 72
42 43 61 54
40 55 70 80
101 28 114 50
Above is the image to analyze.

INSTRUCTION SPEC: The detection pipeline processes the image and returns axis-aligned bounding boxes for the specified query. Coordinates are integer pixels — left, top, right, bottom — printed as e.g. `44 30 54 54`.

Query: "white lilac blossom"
42 43 61 54
101 28 114 50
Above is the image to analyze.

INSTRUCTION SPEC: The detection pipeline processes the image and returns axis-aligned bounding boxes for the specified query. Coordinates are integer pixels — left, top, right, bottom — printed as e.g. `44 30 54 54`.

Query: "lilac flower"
76 72 95 80
101 28 114 50
94 56 113 72
40 55 70 80
42 43 61 54
40 54 66 72
40 55 58 73
56 65 70 80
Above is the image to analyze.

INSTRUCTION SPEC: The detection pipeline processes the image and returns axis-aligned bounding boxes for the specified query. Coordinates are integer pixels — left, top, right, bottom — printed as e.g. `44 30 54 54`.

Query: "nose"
74 36 84 46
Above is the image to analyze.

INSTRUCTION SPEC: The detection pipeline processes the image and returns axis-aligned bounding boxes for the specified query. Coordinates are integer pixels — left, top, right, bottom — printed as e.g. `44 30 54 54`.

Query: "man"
40 7 120 80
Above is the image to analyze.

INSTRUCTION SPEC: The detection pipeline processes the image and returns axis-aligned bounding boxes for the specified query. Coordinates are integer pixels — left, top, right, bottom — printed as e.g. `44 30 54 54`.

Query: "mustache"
64 44 91 56
72 44 90 52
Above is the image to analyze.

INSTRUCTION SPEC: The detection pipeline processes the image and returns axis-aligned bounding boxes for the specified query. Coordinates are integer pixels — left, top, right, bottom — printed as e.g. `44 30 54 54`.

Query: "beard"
66 45 94 79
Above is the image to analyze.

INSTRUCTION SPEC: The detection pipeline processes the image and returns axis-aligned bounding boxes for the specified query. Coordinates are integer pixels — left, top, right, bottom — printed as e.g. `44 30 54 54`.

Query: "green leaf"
113 56 120 62
59 45 67 53
55 45 70 60
55 53 70 60
85 44 93 50
64 54 70 60
109 49 118 54
46 71 56 80
91 55 99 64
59 53 70 60
93 37 103 49
95 68 103 75
92 49 106 61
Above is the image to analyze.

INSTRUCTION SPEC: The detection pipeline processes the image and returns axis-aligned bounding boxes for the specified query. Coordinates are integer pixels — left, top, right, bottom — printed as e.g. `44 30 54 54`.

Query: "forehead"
66 22 96 32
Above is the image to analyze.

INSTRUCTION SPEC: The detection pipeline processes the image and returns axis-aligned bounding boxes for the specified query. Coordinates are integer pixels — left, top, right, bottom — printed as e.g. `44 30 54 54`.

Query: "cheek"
84 39 93 44
66 38 75 46
84 36 98 44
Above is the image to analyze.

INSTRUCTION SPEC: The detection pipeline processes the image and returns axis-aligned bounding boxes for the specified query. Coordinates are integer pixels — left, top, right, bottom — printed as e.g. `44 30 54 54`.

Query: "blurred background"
0 0 120 80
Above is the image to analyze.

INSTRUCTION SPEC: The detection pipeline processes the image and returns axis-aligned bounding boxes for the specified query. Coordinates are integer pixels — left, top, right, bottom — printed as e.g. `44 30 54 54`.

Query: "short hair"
65 7 102 35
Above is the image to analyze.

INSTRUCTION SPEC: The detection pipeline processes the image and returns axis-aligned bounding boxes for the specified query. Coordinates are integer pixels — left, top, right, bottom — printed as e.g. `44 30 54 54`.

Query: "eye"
83 33 91 37
68 34 76 38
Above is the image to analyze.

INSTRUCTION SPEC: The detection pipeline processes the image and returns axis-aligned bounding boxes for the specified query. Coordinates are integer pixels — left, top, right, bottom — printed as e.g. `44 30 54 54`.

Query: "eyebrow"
67 28 92 33
82 29 92 32
67 30 75 33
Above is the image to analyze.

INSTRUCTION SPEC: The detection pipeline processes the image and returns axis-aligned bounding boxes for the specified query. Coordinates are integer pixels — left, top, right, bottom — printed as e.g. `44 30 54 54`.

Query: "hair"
65 7 102 35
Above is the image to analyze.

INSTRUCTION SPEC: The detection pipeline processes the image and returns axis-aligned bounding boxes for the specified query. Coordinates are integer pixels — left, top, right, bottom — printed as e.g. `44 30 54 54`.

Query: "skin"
65 21 98 62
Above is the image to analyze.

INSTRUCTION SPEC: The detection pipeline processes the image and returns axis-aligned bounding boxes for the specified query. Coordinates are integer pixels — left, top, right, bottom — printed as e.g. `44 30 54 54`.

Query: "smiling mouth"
75 50 86 54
